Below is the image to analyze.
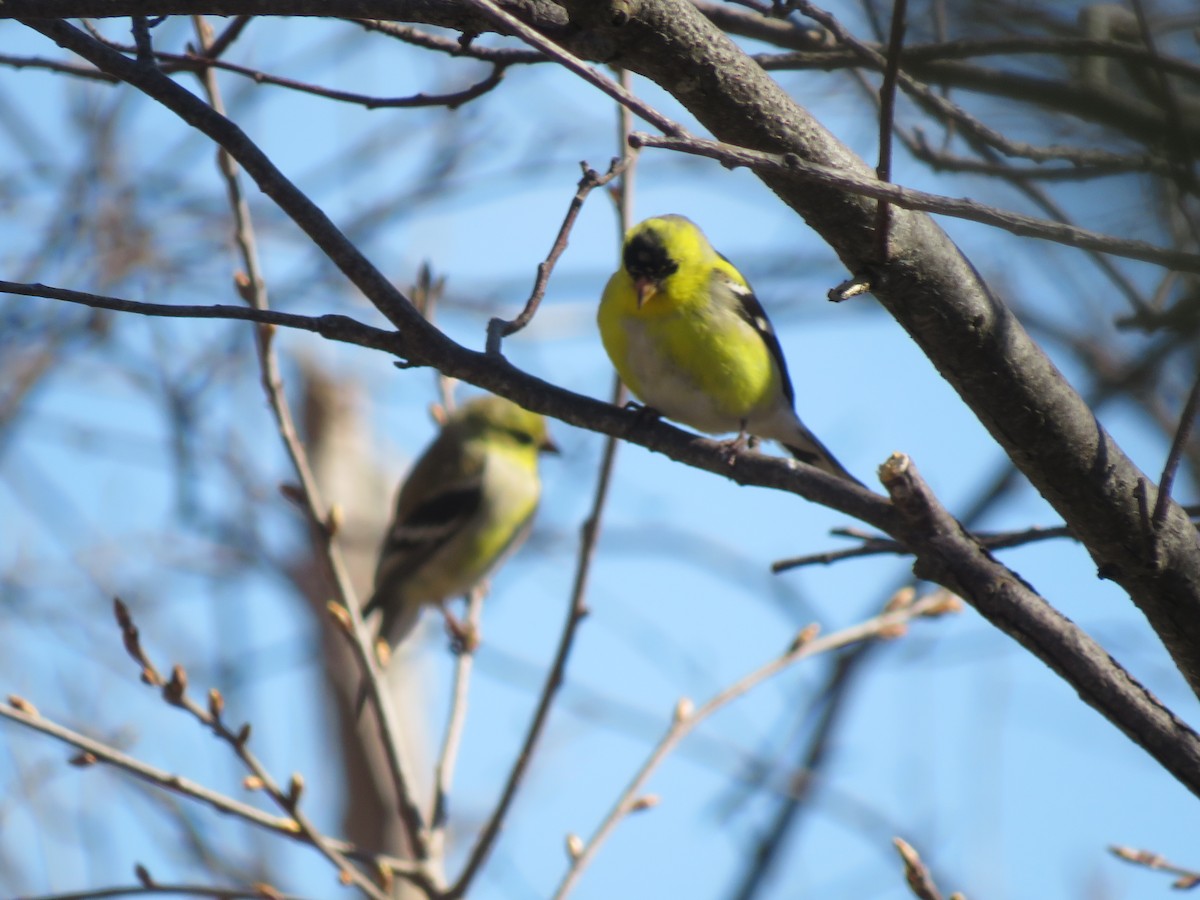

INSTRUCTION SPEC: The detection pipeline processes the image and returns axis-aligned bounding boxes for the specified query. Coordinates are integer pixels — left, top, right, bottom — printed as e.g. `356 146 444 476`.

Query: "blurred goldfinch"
364 395 558 650
598 215 858 483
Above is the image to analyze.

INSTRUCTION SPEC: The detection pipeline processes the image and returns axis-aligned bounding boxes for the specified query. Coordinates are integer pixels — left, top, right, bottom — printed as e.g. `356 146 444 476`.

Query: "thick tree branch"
880 453 1200 795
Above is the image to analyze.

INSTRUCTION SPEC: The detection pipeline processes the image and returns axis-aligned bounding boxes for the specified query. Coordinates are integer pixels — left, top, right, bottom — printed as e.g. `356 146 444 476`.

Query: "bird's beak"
634 277 658 309
540 432 561 455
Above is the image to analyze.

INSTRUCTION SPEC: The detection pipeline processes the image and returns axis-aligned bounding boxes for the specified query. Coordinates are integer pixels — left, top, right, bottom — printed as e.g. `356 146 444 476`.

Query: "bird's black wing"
715 261 797 407
362 475 484 618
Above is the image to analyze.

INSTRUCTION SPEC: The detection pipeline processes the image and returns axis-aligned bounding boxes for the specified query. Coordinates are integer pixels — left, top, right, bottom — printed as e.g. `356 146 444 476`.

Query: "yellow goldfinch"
597 215 858 483
364 395 558 650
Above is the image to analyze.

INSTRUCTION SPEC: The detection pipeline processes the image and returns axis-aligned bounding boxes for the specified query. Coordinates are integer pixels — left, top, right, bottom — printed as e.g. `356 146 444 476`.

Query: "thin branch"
408 263 456 413
551 592 959 899
629 132 1200 274
872 0 906 262
0 53 119 80
1129 0 1200 238
0 699 413 875
111 599 395 900
772 536 907 569
351 19 544 65
900 137 1170 180
449 372 627 898
16 25 511 110
729 645 868 900
4 278 884 524
186 21 430 863
14 881 305 900
196 14 253 59
0 281 395 347
486 155 631 353
1153 369 1200 529
788 0 1191 171
172 676 393 900
1110 844 1200 890
904 127 1151 315
772 518 1101 571
429 587 485 856
893 837 945 900
456 0 684 137
19 18 427 337
173 49 510 109
449 80 640 894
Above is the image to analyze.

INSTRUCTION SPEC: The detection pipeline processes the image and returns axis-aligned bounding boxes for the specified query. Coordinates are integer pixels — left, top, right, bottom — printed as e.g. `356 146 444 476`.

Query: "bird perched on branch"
364 395 558 656
597 214 858 484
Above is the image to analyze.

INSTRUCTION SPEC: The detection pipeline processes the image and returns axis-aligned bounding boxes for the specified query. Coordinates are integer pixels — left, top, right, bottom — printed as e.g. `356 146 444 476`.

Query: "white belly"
622 327 741 435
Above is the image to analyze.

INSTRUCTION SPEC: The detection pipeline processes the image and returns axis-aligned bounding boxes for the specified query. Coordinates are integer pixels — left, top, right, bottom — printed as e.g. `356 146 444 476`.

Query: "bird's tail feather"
355 592 422 719
783 422 862 486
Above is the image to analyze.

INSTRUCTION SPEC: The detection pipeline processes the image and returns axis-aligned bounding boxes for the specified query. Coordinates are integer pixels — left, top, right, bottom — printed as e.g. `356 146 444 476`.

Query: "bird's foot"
442 605 479 654
716 427 752 466
623 400 662 426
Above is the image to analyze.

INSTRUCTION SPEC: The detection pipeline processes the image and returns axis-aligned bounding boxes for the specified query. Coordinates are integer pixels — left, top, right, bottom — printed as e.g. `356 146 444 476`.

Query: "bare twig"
456 0 684 137
894 837 945 900
1128 0 1200 237
450 373 627 897
450 80 639 897
1110 844 1200 890
196 14 252 59
189 16 429 870
175 50 509 109
13 879 305 900
0 696 414 871
0 281 396 348
628 132 1200 274
21 22 508 110
0 53 120 80
486 156 631 354
787 0 1186 170
729 643 868 900
552 594 958 899
898 136 1169 180
772 518 1098 571
872 0 907 262
744 33 1200 83
1153 368 1200 529
429 586 485 855
113 599 397 900
172 675 394 900
352 19 544 65
408 263 456 412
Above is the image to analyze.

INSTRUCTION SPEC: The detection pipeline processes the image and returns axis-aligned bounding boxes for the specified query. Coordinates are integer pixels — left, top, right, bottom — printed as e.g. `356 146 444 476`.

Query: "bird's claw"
442 607 479 654
623 400 662 425
716 427 753 466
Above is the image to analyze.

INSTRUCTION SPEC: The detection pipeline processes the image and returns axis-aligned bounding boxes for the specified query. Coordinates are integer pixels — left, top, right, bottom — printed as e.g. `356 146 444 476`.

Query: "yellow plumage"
364 395 558 649
598 215 857 483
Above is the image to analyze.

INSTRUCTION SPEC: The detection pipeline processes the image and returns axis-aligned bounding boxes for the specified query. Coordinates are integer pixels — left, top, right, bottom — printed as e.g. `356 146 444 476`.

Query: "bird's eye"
511 429 536 445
